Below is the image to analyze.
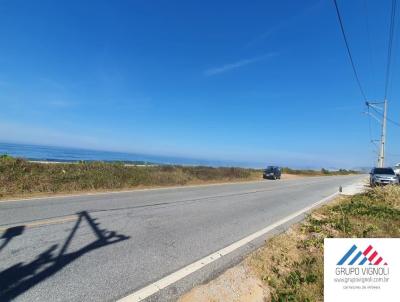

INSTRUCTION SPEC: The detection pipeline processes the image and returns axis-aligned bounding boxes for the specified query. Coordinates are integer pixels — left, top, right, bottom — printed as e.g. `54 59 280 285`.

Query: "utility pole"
378 100 387 167
365 100 388 167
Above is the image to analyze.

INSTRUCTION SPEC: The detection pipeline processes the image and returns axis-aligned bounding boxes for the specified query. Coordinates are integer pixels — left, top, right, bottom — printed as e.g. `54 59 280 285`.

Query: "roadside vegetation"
0 155 357 199
247 185 400 301
180 186 399 302
0 155 261 198
281 167 357 176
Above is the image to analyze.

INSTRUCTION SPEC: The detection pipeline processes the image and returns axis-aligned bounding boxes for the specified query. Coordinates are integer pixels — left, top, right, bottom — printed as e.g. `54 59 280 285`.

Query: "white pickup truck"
394 163 400 176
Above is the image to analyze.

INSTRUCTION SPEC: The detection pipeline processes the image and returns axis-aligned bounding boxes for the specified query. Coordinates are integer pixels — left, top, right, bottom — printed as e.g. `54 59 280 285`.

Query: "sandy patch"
178 264 269 302
280 173 305 180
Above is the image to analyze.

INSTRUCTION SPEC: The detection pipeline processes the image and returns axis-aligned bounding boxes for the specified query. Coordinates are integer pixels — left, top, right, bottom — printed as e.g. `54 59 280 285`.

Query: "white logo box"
324 238 400 301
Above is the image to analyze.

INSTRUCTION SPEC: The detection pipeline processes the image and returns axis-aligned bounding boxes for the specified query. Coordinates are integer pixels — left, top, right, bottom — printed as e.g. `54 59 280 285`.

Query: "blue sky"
0 0 399 168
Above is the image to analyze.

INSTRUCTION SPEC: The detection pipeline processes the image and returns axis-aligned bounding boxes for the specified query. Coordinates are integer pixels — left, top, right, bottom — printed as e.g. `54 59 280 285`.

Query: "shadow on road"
0 226 25 253
0 211 129 301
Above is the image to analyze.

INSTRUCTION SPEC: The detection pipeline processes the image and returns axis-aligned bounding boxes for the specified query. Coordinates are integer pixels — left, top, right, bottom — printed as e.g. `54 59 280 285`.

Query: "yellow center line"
0 215 78 232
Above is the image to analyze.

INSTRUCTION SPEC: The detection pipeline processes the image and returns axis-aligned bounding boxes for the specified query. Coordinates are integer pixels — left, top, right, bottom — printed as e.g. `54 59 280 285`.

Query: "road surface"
0 175 364 301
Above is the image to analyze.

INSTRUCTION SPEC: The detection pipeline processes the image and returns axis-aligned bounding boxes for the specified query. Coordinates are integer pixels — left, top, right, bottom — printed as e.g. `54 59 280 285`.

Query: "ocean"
0 142 241 167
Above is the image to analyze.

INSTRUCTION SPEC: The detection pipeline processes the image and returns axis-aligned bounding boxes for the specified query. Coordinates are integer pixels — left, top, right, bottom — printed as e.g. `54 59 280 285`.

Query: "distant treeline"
281 167 358 176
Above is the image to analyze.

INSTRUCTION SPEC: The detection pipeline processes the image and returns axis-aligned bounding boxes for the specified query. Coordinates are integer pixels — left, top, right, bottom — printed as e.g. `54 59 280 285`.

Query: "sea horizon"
0 141 262 168
0 141 362 171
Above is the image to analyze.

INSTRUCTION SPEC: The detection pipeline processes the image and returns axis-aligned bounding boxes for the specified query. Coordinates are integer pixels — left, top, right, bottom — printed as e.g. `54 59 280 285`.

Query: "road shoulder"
178 182 400 302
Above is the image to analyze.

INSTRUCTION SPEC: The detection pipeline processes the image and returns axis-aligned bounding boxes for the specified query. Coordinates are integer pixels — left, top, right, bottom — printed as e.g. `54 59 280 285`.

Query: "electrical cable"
369 104 400 127
384 0 398 100
363 0 376 88
332 0 368 101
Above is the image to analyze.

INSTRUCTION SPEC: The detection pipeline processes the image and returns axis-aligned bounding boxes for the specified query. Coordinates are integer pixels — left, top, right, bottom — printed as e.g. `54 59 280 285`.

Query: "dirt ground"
178 264 269 302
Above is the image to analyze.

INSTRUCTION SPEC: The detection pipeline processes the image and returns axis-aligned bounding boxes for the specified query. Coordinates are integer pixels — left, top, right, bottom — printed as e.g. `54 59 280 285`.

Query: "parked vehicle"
369 167 399 186
263 166 281 180
394 163 400 176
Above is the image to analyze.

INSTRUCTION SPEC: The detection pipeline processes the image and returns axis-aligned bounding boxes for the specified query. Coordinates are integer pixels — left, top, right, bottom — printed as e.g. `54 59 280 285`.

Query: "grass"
0 155 358 199
281 167 357 176
0 155 261 199
247 185 400 302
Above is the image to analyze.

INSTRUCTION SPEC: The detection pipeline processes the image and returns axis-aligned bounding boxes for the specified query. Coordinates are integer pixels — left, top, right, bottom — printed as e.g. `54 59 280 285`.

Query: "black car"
263 166 281 180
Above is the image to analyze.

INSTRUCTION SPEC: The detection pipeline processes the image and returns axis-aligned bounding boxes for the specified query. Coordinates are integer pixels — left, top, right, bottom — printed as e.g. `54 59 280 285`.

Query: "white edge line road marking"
0 175 348 203
117 191 339 302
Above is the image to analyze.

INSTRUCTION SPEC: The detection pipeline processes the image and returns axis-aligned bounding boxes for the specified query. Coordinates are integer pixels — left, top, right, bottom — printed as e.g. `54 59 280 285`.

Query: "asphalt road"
0 175 364 301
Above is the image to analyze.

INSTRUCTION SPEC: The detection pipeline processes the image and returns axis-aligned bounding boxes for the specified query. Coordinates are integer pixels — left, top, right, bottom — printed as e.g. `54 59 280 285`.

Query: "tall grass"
0 156 358 199
0 156 260 198
281 167 357 176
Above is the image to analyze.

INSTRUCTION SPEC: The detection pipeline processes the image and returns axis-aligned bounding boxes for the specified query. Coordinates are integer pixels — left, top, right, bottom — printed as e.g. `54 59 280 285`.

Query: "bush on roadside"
281 167 357 176
0 156 260 198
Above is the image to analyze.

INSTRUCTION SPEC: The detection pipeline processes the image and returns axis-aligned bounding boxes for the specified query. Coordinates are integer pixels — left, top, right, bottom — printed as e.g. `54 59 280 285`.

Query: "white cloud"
204 53 277 76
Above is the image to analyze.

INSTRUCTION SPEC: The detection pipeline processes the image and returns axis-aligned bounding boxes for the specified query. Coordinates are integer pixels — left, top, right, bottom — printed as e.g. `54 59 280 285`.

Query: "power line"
332 1 397 166
332 0 368 101
366 106 379 144
384 0 398 99
363 0 375 87
362 1 380 165
387 116 400 127
369 104 400 127
366 106 379 166
367 106 373 141
388 12 399 100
